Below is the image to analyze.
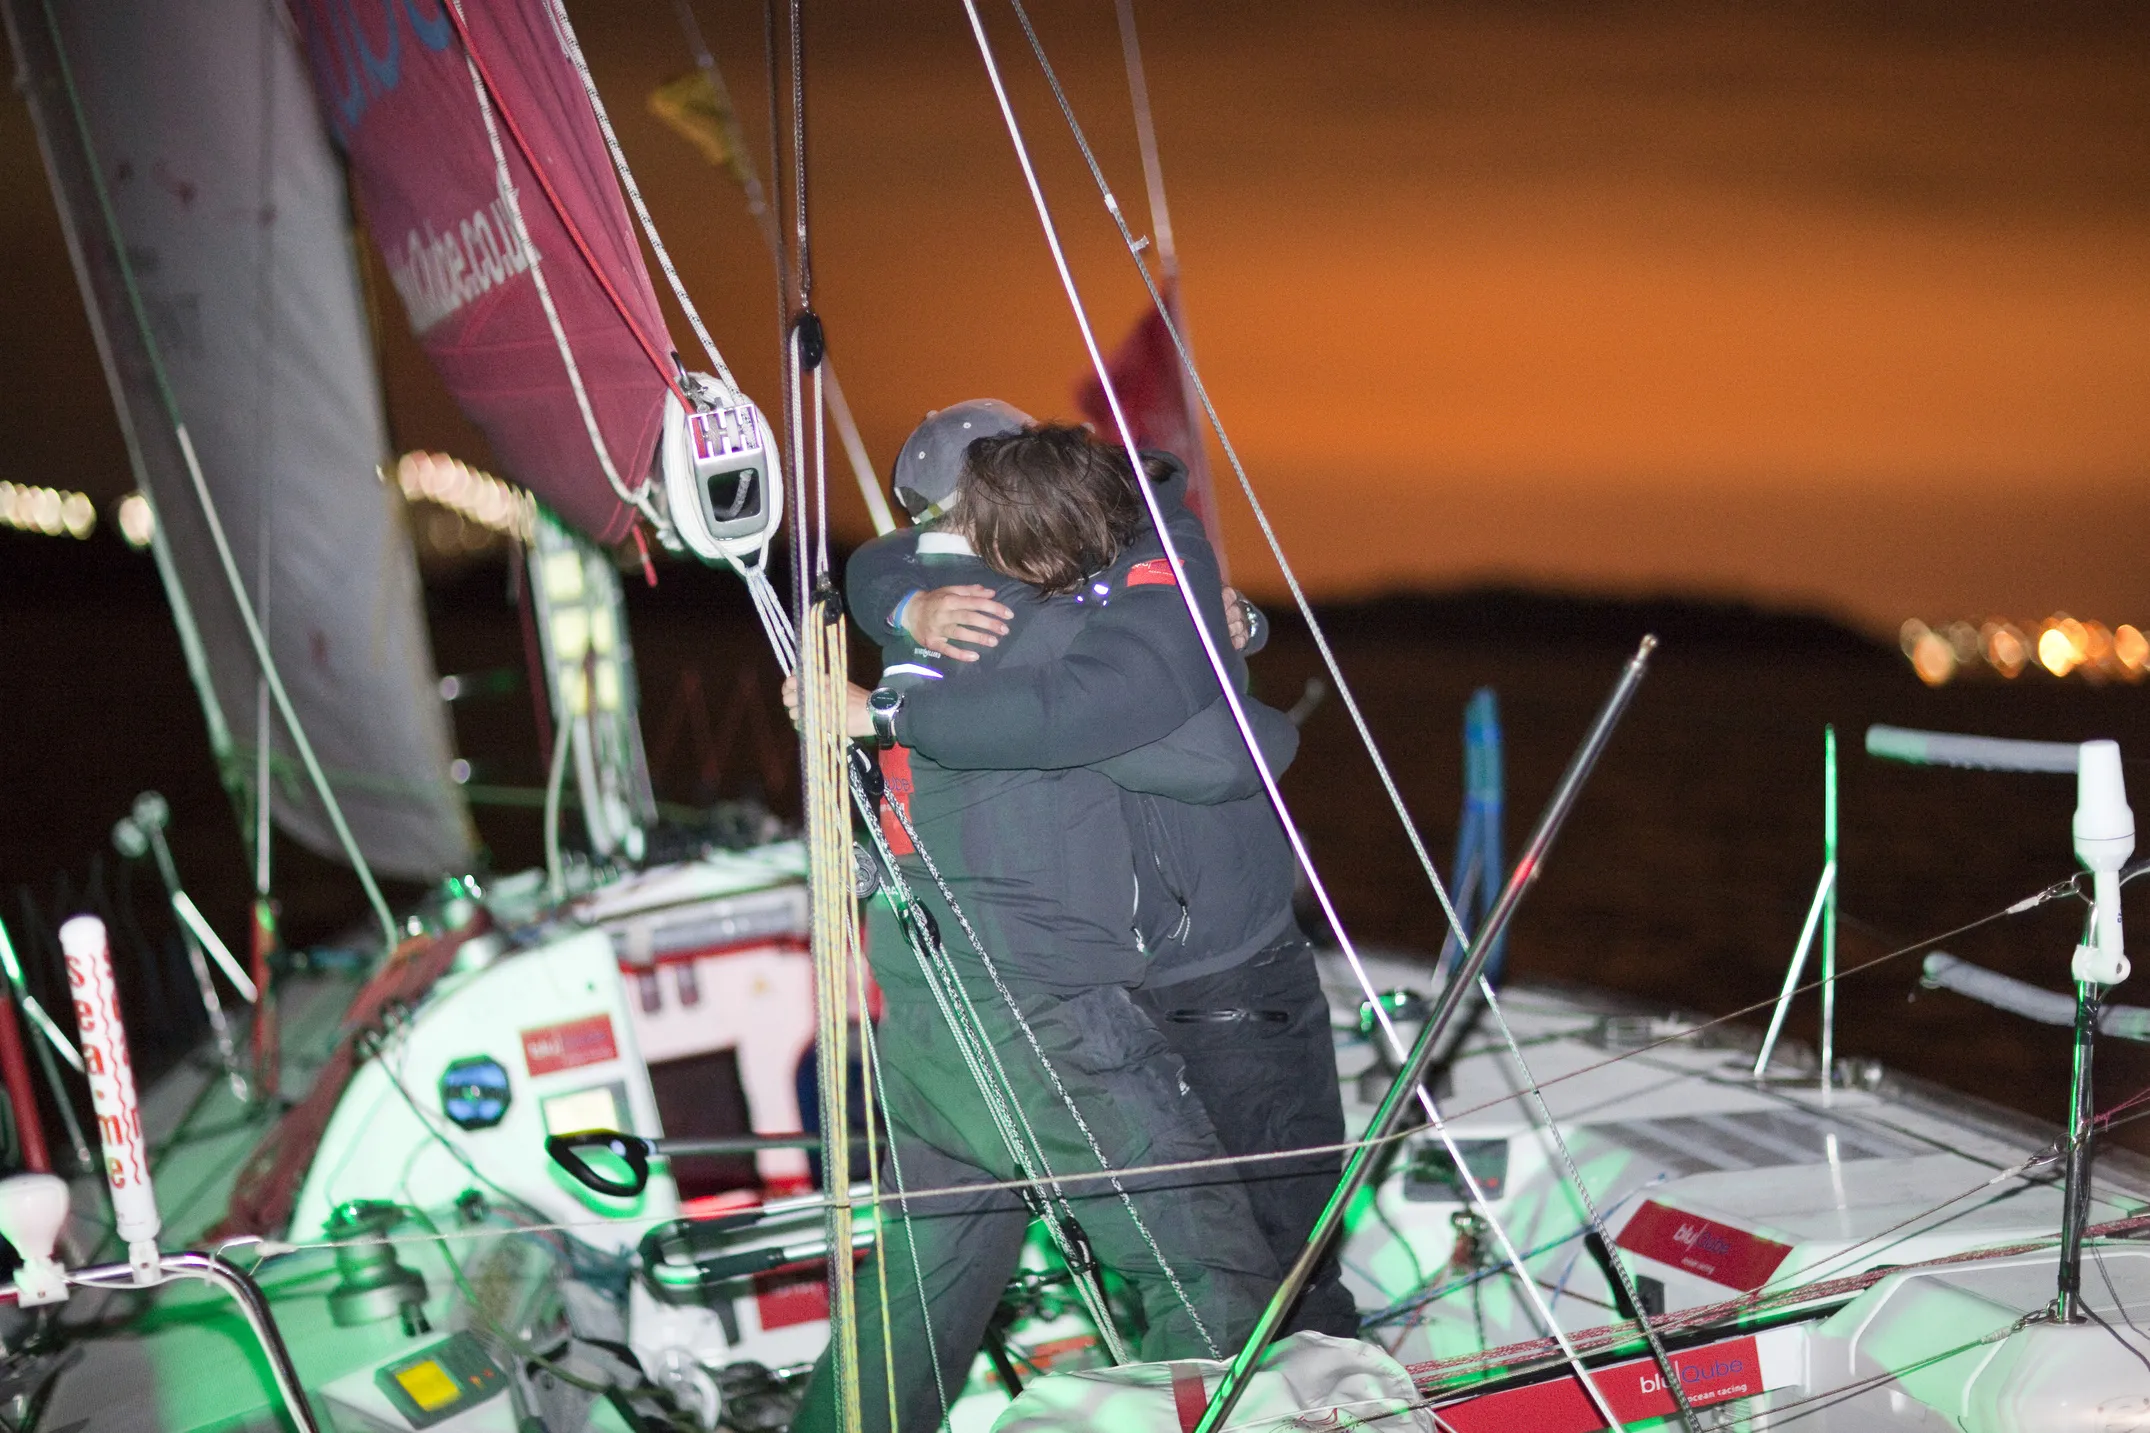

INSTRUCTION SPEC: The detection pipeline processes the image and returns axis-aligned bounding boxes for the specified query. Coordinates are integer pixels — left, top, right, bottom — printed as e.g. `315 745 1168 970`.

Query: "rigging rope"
883 792 1216 1356
439 1 689 417
666 0 896 536
849 762 1134 1360
801 601 865 1433
545 0 742 400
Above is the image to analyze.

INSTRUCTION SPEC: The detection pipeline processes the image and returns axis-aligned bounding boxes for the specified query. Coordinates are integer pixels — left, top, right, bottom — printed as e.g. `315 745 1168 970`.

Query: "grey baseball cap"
890 399 1033 522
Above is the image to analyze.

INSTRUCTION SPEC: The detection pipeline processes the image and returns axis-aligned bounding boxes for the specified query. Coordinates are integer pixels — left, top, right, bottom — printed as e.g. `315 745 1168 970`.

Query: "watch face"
870 689 900 712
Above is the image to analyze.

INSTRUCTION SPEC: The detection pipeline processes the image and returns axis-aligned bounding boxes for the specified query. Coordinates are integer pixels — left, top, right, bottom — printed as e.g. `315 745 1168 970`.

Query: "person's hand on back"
902 585 1013 662
1223 587 1255 651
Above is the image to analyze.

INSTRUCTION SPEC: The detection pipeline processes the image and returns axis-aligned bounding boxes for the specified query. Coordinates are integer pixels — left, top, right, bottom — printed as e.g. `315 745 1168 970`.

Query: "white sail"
7 0 475 880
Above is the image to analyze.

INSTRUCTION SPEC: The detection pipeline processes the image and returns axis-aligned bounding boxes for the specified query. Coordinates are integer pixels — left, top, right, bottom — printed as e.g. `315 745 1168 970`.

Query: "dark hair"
956 424 1143 594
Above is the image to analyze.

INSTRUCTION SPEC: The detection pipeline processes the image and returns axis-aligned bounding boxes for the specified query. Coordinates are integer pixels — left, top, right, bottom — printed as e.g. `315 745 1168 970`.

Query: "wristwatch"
867 686 904 749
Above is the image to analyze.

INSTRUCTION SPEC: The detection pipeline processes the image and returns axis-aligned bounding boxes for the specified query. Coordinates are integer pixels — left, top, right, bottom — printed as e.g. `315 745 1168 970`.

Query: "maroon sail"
290 0 671 544
1075 281 1225 570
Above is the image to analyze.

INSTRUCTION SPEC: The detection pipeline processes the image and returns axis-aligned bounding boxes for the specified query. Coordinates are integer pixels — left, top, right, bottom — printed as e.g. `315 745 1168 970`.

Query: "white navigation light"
2072 739 2133 986
659 372 782 565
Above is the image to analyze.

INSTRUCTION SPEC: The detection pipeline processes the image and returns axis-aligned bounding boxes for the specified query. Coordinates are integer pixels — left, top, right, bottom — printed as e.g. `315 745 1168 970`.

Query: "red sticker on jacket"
1124 558 1176 589
521 1014 619 1075
1615 1200 1793 1291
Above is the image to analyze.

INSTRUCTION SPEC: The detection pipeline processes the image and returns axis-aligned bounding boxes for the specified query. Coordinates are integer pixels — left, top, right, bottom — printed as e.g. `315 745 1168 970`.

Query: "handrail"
1866 725 2079 774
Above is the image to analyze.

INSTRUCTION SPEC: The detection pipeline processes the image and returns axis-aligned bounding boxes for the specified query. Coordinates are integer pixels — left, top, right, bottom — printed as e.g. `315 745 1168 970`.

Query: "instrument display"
374 1332 506 1428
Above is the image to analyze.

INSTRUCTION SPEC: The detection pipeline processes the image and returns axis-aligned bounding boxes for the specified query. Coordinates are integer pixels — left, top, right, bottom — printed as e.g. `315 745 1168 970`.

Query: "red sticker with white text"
1615 1200 1793 1290
521 1014 619 1075
1428 1334 1776 1432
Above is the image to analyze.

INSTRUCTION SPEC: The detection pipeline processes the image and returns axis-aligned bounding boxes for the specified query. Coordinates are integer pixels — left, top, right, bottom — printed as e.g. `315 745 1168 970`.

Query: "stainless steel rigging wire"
999 0 1475 956
958 4 1626 1423
880 789 1209 1355
848 767 1135 1361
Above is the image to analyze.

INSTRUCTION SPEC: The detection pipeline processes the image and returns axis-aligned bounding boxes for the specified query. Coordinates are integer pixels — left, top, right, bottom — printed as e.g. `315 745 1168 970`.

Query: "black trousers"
1133 933 1361 1338
793 901 1280 1433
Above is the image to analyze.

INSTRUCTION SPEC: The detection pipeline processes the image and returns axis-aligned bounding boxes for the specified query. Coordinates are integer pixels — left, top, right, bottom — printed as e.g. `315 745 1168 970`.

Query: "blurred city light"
390 451 535 551
114 491 154 549
1906 612 2146 683
1 481 95 539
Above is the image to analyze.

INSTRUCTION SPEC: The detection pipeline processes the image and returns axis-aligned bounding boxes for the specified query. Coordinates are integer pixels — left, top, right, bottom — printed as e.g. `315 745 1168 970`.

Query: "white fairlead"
658 371 784 566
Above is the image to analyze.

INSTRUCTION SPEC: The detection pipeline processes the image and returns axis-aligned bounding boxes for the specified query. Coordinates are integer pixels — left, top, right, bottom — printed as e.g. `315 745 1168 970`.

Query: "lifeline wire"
260 867 2094 1267
960 6 1620 1420
30 0 397 949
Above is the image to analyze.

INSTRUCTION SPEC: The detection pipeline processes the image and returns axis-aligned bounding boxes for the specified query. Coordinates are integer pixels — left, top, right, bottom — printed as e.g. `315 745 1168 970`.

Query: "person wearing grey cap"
851 413 1357 1340
789 414 1290 1433
790 416 1353 1431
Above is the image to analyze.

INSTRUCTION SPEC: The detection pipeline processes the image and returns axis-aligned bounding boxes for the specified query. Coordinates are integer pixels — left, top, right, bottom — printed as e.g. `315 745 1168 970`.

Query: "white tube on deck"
58 916 162 1281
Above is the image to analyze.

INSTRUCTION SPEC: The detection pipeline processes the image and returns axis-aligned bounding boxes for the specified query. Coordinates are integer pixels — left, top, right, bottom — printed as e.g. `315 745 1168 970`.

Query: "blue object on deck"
1438 688 1507 987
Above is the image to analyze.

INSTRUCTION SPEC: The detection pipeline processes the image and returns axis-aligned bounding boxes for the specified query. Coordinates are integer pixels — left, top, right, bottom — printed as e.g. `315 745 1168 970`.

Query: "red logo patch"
1615 1200 1793 1291
1124 558 1176 589
520 1014 619 1076
1428 1334 1767 1431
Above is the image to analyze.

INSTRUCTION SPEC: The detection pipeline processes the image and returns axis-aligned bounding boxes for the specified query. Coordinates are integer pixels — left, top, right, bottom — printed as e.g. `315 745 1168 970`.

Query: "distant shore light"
0 481 97 540
389 451 535 547
115 492 154 549
2037 625 2078 678
1903 613 2142 684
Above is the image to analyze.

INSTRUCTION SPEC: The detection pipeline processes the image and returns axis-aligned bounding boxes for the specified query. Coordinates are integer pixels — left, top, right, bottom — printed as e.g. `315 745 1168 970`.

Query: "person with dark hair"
788 410 1291 1433
848 415 1359 1344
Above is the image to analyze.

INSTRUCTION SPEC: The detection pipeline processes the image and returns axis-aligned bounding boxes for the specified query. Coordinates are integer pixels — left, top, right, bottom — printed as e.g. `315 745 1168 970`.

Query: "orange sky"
6 0 2146 634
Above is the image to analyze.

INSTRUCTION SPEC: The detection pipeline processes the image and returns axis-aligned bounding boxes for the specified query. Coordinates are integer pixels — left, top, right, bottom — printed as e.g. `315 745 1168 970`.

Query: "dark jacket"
849 464 1298 985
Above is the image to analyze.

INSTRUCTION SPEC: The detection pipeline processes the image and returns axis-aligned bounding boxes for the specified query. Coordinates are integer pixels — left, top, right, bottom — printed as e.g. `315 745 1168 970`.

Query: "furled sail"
7 0 476 880
289 0 675 545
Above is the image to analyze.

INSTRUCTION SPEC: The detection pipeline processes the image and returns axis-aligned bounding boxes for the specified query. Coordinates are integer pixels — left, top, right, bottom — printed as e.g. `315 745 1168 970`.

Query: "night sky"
4 0 2146 633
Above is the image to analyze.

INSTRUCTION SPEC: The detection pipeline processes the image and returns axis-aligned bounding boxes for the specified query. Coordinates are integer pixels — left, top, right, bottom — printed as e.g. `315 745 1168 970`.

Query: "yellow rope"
802 604 863 1432
851 884 902 1430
